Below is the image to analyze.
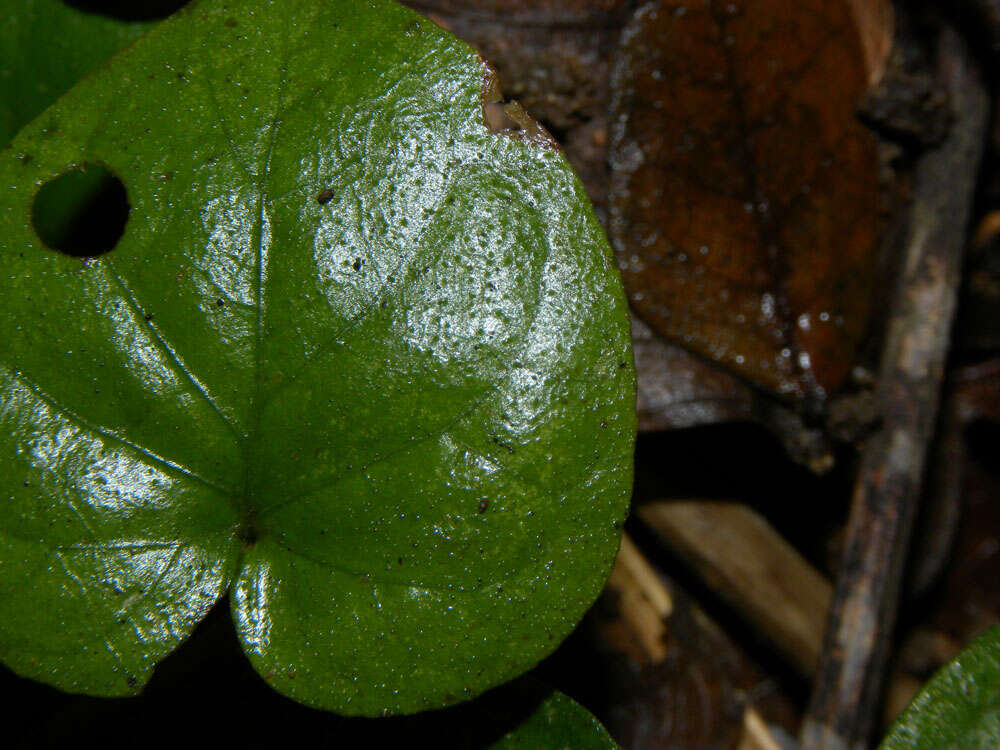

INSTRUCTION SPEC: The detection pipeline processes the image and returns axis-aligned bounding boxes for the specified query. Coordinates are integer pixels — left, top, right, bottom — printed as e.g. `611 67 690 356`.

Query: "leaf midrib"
237 34 290 538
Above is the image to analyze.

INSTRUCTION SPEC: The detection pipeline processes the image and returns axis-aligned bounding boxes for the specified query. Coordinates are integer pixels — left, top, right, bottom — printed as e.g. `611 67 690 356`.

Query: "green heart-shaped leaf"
881 626 1000 749
0 0 635 717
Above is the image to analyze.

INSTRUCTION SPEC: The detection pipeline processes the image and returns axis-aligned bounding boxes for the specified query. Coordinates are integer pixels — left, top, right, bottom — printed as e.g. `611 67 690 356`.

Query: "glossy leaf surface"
881 626 1000 749
0 0 635 716
610 0 879 399
0 0 155 145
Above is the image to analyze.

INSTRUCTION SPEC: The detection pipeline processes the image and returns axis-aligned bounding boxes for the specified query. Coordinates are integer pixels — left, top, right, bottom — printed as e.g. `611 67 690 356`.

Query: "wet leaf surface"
0 0 635 716
611 0 881 400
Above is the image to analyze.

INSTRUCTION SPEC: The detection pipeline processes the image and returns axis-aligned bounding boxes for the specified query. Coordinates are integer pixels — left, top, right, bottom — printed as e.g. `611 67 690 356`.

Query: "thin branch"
801 25 989 750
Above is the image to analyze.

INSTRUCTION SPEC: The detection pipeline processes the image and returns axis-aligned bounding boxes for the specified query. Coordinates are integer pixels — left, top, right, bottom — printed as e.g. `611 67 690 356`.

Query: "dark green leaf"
0 0 635 717
0 0 154 145
880 626 1000 749
486 682 619 749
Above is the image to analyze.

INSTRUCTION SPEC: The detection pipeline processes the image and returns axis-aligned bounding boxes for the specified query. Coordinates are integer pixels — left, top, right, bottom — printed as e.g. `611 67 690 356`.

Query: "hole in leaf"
61 0 190 21
32 165 130 258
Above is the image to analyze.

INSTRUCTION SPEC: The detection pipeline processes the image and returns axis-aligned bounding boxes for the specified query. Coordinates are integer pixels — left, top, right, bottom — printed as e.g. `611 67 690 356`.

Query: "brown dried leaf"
611 0 881 400
633 314 757 429
635 312 834 469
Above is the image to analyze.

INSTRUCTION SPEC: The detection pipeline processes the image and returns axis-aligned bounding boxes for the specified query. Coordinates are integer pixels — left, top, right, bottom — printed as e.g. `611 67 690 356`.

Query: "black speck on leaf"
317 188 335 204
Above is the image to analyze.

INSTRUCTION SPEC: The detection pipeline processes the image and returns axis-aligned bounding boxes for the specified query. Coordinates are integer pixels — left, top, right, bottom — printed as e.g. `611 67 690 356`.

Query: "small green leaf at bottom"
880 625 1000 749
487 681 619 749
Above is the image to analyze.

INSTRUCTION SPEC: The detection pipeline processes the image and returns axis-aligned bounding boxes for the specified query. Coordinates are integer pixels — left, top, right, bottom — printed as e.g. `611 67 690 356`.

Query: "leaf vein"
3 366 232 497
101 258 242 440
